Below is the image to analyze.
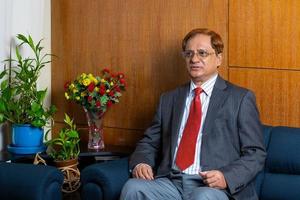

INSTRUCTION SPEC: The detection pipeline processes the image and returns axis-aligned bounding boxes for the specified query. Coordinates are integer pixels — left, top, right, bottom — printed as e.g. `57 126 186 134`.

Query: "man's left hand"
199 170 227 189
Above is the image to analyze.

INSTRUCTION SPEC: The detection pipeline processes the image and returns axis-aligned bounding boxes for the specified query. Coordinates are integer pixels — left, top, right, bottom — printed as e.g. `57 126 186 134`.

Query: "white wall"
0 0 51 151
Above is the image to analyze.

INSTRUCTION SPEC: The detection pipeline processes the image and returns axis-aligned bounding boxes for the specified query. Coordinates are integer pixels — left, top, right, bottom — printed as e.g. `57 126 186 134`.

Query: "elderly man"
120 28 266 200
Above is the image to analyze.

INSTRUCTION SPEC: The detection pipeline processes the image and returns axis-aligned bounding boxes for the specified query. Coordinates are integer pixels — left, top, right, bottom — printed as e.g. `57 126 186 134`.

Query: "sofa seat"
81 125 300 200
0 162 64 200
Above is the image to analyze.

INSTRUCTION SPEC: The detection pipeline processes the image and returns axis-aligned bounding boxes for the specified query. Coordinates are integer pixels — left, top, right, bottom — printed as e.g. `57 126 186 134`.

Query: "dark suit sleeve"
219 91 267 195
129 94 164 170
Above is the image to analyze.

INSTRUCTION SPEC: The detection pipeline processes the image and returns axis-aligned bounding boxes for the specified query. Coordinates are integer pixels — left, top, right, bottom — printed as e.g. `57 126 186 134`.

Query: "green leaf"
64 113 71 124
100 95 109 104
0 113 4 123
0 70 7 80
2 87 12 101
68 130 79 138
36 89 47 103
1 79 8 90
17 34 28 43
114 92 122 97
31 119 44 128
31 102 42 112
0 100 6 112
15 46 22 61
28 35 35 50
49 105 57 114
36 40 42 50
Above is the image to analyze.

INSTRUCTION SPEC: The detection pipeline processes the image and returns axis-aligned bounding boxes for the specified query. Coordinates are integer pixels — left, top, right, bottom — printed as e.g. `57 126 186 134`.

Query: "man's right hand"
132 163 154 180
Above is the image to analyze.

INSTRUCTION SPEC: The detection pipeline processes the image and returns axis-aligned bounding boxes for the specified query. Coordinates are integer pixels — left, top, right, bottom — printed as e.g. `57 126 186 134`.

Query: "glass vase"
83 107 105 150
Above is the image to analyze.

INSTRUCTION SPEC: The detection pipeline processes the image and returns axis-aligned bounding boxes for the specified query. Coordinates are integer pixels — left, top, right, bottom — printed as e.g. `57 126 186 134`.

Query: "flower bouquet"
64 69 126 149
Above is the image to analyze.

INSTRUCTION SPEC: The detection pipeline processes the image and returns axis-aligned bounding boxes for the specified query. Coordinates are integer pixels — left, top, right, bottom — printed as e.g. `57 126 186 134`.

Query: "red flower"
65 70 126 112
87 83 95 92
99 88 106 95
115 86 121 92
107 101 113 107
100 85 106 90
120 79 126 84
103 68 110 74
96 101 101 107
64 81 70 90
119 78 127 87
108 91 114 97
117 73 125 79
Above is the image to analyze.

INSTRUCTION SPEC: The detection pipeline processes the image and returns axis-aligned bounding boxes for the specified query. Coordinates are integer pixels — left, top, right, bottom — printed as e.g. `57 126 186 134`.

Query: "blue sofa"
81 125 300 200
0 162 64 200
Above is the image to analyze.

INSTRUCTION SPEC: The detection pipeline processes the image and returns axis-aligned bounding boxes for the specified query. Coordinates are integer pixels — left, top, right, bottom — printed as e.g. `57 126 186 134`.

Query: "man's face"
184 34 222 86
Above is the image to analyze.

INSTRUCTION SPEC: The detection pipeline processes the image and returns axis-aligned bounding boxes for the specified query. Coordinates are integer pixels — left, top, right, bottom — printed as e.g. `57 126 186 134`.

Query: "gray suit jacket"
130 75 267 200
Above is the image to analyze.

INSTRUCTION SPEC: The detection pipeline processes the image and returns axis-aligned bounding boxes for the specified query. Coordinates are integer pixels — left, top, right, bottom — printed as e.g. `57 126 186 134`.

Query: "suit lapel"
202 76 229 135
170 83 190 159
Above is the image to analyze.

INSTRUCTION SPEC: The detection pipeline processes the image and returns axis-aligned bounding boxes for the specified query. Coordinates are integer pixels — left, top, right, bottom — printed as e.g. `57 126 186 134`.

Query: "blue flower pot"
11 124 44 147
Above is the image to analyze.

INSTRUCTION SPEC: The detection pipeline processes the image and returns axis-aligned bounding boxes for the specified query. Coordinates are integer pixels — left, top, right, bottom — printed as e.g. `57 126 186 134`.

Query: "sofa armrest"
0 162 64 200
81 157 130 200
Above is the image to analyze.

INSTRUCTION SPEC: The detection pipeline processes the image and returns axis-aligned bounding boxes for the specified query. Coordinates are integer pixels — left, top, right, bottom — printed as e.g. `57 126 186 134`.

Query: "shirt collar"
189 74 218 97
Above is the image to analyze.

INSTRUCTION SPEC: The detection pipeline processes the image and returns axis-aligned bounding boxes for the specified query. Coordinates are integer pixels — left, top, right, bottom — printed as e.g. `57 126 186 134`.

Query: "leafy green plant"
45 114 80 161
0 34 56 127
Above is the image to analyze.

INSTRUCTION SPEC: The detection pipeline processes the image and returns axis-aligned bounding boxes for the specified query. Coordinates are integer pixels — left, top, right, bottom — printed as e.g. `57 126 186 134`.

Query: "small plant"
45 114 80 161
0 34 56 128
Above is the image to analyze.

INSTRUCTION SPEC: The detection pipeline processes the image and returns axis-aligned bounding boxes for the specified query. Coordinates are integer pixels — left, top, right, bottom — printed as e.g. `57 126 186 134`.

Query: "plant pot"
54 158 79 169
11 124 44 147
54 158 81 193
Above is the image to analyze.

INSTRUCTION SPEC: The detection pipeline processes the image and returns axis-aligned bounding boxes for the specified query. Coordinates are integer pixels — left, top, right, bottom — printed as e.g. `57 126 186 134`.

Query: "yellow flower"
110 82 114 86
106 89 110 93
81 92 86 97
83 78 91 86
75 96 80 100
65 92 70 99
72 88 78 93
88 73 94 79
81 73 87 78
69 83 75 89
101 79 106 83
92 77 98 84
94 87 99 92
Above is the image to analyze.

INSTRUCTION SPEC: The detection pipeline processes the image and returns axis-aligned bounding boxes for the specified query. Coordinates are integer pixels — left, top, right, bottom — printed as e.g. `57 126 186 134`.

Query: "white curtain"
0 0 51 151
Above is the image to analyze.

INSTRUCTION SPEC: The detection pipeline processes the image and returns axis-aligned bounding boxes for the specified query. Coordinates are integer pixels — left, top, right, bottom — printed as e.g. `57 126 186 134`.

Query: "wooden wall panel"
229 0 300 69
229 0 300 128
51 0 228 146
229 68 300 127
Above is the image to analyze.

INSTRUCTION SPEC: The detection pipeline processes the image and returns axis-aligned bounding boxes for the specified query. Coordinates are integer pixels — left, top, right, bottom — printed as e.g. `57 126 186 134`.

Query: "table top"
79 143 133 157
0 144 134 163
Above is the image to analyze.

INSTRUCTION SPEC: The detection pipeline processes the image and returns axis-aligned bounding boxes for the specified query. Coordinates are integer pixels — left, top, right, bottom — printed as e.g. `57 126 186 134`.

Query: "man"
120 28 266 200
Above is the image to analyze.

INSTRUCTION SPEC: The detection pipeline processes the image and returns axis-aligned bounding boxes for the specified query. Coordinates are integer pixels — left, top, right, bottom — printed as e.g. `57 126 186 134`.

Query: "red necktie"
176 87 203 171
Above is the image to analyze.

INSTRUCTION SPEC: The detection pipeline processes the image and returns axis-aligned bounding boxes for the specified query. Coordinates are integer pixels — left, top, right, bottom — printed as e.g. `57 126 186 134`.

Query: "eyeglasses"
182 49 215 59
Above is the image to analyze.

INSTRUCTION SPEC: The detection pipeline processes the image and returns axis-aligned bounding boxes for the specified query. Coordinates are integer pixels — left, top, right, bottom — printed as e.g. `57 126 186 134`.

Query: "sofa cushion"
260 172 300 200
260 126 300 200
266 126 300 174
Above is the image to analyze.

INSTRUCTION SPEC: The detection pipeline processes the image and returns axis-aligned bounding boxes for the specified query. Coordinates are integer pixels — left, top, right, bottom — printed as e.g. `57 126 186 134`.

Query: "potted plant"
45 113 81 193
45 113 80 162
0 34 56 153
